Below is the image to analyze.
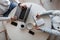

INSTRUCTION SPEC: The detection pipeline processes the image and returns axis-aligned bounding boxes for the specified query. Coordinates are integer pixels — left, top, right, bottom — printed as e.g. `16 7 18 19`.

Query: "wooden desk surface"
3 3 51 40
3 21 49 40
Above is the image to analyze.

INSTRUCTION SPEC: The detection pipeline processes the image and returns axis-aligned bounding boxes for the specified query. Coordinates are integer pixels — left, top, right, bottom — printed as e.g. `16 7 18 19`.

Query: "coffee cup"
18 22 26 30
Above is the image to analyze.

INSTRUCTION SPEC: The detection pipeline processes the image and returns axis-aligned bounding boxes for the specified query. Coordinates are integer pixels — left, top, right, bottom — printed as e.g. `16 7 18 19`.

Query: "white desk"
3 3 51 40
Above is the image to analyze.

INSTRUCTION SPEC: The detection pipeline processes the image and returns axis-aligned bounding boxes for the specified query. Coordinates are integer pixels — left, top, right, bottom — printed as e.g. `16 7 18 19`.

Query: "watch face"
52 16 60 30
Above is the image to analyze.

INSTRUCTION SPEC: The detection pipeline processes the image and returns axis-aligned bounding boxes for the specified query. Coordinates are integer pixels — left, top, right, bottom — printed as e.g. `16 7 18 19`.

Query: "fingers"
18 3 27 9
11 16 17 22
36 14 41 19
34 25 40 30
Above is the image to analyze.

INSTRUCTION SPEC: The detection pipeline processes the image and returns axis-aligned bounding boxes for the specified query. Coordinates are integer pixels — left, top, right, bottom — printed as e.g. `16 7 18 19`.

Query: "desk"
3 3 51 40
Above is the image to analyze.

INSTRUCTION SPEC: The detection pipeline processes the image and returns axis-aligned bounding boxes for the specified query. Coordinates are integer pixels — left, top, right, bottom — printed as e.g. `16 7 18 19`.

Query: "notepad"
36 19 45 26
33 16 45 26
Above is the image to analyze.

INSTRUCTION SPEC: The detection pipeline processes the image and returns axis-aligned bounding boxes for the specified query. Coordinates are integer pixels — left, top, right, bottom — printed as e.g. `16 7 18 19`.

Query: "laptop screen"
19 6 27 19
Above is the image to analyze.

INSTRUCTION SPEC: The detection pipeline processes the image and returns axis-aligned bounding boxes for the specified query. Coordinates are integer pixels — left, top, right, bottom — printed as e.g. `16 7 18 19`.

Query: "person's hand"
11 16 17 22
34 25 40 30
6 16 17 23
36 14 41 19
18 3 27 9
20 4 27 8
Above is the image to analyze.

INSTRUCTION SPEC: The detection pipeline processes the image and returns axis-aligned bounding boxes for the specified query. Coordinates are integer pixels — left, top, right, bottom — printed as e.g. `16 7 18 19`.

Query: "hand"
6 16 17 23
18 3 27 9
36 14 40 19
34 25 40 30
10 16 17 22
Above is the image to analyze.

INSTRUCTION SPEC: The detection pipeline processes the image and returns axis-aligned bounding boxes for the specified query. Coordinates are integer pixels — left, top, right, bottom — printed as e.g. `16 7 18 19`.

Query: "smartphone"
29 30 35 35
11 22 17 26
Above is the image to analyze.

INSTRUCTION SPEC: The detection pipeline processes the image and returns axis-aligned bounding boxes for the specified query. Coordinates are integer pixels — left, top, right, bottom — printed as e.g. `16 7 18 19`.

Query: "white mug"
26 23 35 30
18 22 26 30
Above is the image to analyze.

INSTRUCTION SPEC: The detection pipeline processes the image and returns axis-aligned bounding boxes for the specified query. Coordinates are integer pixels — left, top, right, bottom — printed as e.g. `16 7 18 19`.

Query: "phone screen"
29 30 35 35
11 22 17 26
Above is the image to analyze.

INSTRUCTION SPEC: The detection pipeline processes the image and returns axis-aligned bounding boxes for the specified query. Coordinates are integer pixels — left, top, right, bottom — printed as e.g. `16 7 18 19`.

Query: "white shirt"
0 0 10 15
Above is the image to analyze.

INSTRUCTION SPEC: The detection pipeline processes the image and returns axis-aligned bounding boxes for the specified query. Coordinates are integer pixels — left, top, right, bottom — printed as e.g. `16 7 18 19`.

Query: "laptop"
14 5 32 22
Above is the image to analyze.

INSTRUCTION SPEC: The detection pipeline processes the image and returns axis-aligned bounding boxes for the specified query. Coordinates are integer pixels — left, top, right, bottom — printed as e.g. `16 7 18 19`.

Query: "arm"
40 10 60 16
0 16 17 21
40 10 54 16
39 27 60 36
0 17 11 21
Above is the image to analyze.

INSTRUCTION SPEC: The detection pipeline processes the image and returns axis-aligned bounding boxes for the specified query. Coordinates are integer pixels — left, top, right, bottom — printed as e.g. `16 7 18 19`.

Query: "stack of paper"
33 16 45 26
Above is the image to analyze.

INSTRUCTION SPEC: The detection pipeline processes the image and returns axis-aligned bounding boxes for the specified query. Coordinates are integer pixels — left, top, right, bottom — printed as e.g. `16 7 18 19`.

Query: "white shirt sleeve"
0 0 10 6
0 17 11 21
0 0 10 15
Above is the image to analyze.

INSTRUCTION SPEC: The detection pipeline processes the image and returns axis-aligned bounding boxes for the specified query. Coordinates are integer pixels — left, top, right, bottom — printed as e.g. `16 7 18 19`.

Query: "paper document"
36 18 45 26
33 16 45 26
